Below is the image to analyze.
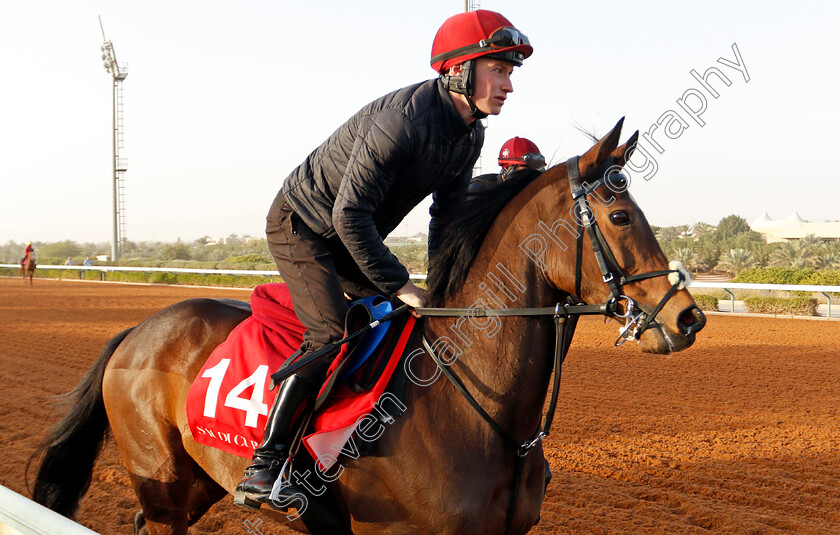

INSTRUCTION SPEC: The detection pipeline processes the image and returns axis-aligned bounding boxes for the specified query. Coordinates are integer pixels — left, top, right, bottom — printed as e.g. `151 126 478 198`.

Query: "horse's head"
427 118 705 354
533 118 705 353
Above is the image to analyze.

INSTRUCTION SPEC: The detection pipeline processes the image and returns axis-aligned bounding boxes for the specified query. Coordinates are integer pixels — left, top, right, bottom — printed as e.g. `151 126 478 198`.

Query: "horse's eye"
610 210 631 226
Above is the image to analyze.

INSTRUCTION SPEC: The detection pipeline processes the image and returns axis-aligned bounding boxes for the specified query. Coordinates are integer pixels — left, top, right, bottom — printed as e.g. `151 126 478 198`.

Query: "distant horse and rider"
31 120 705 534
20 252 36 285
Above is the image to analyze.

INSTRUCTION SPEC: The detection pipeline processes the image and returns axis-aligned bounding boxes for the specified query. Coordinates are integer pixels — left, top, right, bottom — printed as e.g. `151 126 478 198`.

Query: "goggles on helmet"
501 152 545 170
520 152 546 171
479 27 530 50
501 152 546 179
431 26 531 68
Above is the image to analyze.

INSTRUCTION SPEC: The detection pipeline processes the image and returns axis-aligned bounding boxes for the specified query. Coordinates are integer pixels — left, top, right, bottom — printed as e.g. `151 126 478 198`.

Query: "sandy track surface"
1 278 838 534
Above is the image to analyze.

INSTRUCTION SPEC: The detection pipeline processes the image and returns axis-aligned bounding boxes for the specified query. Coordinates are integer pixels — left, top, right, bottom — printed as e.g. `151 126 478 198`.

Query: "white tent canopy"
749 211 840 242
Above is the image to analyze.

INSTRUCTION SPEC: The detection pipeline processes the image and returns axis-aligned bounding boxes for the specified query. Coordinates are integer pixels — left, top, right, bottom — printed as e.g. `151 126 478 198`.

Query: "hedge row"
109 271 283 288
104 260 278 271
734 268 840 288
743 297 818 316
692 294 718 311
0 267 282 288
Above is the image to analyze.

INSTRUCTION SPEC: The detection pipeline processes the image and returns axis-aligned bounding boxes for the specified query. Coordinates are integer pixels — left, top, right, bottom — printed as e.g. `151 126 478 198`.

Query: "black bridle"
415 155 690 531
566 155 690 346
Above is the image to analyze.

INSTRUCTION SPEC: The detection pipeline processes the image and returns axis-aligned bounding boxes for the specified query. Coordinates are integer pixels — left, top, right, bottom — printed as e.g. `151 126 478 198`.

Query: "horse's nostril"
678 305 706 336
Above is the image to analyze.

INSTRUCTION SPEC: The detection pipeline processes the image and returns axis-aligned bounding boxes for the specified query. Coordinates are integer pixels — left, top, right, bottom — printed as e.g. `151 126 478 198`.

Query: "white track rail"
2 265 838 316
0 484 98 534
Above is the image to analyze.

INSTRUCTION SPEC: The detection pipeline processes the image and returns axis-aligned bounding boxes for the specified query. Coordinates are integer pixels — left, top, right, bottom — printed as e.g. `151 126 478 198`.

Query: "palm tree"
670 247 696 270
799 234 823 251
691 222 716 240
769 241 814 268
674 225 692 239
656 227 680 242
717 248 756 275
789 256 810 270
814 253 840 270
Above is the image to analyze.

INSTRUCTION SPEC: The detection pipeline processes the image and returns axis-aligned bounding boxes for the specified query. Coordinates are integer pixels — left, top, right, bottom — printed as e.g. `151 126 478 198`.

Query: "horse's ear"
579 117 624 172
612 129 639 167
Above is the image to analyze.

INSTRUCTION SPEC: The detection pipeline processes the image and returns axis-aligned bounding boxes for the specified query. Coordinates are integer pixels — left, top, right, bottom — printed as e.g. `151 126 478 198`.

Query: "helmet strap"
466 95 488 120
440 60 488 120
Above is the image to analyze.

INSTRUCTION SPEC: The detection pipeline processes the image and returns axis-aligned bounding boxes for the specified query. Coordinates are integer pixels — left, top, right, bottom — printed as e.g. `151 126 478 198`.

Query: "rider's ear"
448 63 464 76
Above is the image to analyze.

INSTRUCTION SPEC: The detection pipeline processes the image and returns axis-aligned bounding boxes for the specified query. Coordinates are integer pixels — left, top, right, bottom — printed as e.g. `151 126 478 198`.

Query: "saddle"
186 283 416 460
186 283 419 533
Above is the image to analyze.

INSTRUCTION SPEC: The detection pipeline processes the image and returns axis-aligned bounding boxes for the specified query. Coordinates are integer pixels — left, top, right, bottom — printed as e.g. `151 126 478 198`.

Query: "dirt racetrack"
1 277 838 534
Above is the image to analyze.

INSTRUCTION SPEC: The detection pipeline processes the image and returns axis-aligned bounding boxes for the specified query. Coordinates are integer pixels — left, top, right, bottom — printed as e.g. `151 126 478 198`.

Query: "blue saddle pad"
337 296 393 381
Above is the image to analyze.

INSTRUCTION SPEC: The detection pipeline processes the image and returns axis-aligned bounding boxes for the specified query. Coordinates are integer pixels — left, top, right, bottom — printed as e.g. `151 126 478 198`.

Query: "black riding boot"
234 373 314 509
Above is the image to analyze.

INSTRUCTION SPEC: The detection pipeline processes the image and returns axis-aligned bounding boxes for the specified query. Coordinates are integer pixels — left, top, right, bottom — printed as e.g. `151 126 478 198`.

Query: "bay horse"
31 119 705 534
21 253 36 285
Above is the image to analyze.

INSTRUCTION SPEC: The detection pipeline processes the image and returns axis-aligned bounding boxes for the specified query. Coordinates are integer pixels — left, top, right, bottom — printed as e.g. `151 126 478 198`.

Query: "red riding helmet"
498 137 546 172
431 10 533 74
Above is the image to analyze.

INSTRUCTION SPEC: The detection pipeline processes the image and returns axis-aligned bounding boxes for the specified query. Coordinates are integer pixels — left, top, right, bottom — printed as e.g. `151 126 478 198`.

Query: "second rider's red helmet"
431 10 533 74
499 137 546 174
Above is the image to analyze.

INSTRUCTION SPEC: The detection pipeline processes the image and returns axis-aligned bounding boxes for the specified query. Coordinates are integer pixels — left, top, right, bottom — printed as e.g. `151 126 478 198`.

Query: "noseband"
416 155 690 531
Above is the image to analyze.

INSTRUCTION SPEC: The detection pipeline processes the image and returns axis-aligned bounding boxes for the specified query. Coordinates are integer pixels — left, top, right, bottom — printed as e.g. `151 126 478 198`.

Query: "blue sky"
1 0 838 243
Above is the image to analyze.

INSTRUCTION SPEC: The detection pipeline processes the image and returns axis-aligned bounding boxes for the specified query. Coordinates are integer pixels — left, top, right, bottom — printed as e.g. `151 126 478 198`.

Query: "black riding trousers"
266 192 378 380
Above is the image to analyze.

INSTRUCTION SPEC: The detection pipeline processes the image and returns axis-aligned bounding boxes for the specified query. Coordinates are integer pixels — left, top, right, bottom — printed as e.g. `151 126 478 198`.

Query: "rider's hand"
396 280 426 318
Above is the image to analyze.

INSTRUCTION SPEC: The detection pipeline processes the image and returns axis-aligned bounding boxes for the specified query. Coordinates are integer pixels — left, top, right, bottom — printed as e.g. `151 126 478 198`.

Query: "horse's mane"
426 170 544 306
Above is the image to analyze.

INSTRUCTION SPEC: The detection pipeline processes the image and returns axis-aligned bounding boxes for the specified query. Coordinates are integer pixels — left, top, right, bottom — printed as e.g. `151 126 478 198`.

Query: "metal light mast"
464 0 483 176
99 17 128 262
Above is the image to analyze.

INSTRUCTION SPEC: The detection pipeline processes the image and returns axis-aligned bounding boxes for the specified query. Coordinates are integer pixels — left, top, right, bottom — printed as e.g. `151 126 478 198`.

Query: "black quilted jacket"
279 78 484 294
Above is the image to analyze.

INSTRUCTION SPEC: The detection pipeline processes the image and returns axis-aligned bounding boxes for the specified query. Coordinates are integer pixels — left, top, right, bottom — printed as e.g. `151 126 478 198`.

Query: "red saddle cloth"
185 283 414 461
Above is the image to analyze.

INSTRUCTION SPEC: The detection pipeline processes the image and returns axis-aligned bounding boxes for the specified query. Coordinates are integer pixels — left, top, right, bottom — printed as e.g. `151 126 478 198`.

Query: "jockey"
21 242 34 265
468 136 546 195
235 9 533 508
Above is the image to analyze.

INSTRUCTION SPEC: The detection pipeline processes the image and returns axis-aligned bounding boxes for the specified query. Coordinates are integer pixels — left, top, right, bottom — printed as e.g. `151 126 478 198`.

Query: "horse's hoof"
234 491 262 510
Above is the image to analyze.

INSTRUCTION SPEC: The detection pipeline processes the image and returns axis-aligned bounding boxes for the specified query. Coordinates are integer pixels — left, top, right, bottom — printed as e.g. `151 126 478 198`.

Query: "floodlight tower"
464 0 483 176
99 16 128 262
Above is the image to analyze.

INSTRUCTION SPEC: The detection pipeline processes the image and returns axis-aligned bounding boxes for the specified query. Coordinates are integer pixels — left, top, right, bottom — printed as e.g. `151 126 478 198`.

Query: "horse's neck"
424 236 561 440
420 174 581 440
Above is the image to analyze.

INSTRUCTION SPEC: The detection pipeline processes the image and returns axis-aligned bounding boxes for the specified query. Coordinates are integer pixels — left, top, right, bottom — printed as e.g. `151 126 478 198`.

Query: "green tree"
715 215 751 241
674 224 692 239
0 240 24 263
719 231 765 257
670 247 696 270
656 226 680 242
691 221 716 240
815 253 840 270
717 248 756 275
750 242 772 267
693 237 721 272
226 234 243 247
800 234 824 252
40 240 82 259
769 241 813 268
160 239 192 261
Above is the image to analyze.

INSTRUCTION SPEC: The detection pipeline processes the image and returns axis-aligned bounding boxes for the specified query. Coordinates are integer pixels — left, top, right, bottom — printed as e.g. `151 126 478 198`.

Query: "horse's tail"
29 327 135 518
